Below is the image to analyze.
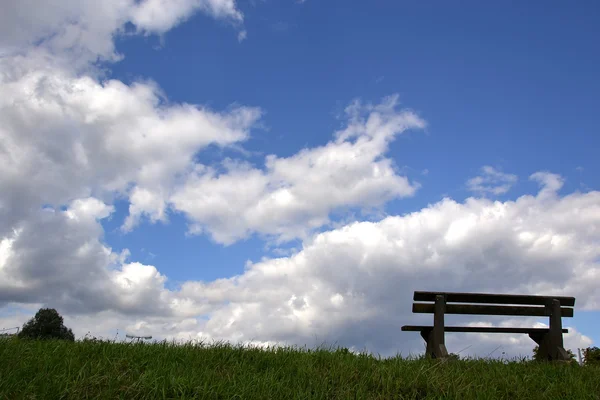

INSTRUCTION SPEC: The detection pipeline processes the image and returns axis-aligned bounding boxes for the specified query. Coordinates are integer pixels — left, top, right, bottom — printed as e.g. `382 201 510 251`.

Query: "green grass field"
1 337 598 399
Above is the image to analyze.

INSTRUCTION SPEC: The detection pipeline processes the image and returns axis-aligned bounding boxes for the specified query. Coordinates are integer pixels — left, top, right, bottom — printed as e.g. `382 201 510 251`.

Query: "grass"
1 336 599 399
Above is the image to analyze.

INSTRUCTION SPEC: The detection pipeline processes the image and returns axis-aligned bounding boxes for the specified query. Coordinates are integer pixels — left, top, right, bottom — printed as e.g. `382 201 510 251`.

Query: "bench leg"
420 295 449 359
421 328 448 359
549 299 570 361
529 300 569 362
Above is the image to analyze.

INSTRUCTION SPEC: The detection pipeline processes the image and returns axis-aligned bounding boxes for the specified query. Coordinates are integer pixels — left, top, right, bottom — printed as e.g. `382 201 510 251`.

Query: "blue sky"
0 0 599 358
106 0 599 278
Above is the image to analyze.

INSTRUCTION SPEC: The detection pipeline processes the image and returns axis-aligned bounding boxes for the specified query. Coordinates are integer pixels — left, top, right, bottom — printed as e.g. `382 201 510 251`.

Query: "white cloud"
2 173 599 358
0 0 257 236
0 0 423 248
171 95 425 244
122 187 168 232
131 0 244 34
0 61 261 236
0 0 245 65
0 0 253 317
530 171 564 199
65 198 115 222
177 179 599 357
467 166 518 195
0 199 209 318
0 0 127 64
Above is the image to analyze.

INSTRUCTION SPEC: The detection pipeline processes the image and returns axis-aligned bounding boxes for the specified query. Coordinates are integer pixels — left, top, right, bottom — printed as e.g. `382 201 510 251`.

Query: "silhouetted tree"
583 347 600 366
18 308 75 341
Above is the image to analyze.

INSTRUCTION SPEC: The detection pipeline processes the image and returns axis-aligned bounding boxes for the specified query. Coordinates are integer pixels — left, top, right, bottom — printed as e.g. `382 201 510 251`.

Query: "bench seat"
401 325 568 334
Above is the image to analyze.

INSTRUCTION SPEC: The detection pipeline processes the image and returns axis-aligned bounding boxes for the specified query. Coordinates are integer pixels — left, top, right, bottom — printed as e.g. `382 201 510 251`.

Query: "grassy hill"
1 337 598 399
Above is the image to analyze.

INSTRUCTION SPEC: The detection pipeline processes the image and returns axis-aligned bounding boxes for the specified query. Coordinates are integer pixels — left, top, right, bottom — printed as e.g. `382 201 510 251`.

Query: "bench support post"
422 295 448 359
548 299 570 361
529 299 570 361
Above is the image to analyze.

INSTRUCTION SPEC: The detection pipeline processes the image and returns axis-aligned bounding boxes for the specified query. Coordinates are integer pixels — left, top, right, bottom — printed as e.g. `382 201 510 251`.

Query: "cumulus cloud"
1 200 155 315
0 62 261 237
131 0 244 33
171 95 425 244
166 177 600 357
0 0 244 65
467 166 518 195
0 0 253 318
530 171 565 199
6 175 598 359
0 0 426 332
0 0 257 236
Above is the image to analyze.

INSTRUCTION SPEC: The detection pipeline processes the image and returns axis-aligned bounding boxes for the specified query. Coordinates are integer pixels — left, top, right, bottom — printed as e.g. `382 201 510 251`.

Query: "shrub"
18 308 75 341
583 347 600 366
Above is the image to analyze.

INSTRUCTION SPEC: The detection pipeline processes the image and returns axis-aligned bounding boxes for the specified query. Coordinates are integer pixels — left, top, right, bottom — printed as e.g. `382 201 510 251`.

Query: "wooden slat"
412 303 574 317
413 291 575 307
401 325 568 334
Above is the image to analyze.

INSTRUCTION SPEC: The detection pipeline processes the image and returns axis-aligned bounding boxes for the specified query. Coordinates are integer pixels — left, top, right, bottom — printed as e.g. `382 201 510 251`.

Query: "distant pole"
578 348 583 366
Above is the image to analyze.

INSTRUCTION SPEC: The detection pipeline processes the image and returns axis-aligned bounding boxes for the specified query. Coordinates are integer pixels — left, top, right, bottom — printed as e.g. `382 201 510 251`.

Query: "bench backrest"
412 291 575 317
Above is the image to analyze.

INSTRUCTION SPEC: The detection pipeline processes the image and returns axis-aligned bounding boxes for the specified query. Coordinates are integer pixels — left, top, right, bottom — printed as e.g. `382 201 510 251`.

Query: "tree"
18 308 75 341
532 345 576 362
583 347 600 366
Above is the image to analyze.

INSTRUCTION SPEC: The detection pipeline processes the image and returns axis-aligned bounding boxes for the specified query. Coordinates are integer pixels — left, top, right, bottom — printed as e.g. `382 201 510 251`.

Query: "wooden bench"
401 291 575 361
